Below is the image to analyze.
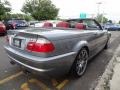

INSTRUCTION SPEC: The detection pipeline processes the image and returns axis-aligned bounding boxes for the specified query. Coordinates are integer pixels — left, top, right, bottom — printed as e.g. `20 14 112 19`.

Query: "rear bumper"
4 46 76 76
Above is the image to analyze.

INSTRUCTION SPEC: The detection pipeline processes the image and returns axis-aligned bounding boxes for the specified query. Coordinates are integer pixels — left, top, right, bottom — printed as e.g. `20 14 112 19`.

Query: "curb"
95 44 120 90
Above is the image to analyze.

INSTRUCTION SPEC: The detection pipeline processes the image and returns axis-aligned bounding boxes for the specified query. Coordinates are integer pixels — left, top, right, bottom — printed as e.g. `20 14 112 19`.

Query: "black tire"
71 48 89 77
104 40 110 49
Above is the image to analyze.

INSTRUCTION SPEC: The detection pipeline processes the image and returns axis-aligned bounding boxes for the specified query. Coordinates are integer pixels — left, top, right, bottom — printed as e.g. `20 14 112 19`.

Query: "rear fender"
73 40 89 53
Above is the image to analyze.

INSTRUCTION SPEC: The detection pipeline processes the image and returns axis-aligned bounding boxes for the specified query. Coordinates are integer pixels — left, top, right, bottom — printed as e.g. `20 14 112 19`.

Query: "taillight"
0 24 6 30
2 25 5 28
26 38 55 53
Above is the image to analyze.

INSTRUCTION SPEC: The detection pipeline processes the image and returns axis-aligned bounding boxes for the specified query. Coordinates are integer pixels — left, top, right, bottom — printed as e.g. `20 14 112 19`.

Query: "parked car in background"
104 23 120 31
4 19 111 77
3 20 13 30
34 21 45 27
29 21 39 27
0 21 6 35
115 24 120 30
4 19 29 30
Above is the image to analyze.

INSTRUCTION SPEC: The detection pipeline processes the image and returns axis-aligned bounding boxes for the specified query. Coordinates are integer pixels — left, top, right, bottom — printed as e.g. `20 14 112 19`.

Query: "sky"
8 0 120 22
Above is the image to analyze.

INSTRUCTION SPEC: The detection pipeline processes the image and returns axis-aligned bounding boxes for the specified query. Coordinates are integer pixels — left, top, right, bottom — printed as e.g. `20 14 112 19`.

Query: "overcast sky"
8 0 120 21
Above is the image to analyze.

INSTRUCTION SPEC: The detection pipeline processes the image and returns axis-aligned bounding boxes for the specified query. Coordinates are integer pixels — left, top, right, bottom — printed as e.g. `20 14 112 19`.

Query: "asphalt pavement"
0 31 120 90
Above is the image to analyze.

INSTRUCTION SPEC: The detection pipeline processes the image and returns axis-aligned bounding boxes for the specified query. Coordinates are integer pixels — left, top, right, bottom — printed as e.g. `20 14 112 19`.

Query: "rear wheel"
71 48 88 77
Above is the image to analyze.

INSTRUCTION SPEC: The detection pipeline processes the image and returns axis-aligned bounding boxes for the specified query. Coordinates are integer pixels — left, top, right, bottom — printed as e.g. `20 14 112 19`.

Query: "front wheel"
104 40 110 49
71 48 89 77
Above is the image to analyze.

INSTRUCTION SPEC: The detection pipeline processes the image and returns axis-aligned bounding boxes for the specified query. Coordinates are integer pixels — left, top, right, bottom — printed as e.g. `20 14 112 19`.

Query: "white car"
34 21 45 27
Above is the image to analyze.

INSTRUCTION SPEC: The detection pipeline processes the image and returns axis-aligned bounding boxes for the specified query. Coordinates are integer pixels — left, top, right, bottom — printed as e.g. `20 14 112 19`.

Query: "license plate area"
13 38 22 48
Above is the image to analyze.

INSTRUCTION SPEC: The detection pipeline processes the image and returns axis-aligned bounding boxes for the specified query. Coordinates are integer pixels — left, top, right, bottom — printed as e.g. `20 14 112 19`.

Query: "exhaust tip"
10 61 16 65
23 69 31 75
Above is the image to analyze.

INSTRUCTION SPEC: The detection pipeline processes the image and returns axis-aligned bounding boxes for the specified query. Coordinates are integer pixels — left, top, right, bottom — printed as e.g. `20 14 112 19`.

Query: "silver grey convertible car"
4 19 111 77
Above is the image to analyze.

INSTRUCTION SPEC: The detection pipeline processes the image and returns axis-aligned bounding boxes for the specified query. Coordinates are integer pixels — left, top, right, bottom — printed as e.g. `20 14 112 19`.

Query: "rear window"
16 20 26 23
8 20 26 24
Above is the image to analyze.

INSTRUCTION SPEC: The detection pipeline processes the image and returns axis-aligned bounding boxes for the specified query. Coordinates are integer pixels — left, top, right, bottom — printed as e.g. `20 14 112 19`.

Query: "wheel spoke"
76 49 88 76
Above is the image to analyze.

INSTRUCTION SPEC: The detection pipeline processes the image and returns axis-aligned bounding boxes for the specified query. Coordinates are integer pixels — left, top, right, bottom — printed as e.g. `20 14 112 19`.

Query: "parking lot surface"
0 31 120 90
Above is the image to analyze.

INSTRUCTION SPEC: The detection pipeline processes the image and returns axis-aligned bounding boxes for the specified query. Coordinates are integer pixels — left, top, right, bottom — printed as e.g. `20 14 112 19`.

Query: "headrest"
56 21 69 28
43 22 53 27
75 23 86 30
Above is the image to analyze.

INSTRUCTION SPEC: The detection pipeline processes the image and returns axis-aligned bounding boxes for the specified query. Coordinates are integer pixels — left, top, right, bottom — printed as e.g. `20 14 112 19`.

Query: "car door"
83 19 106 56
94 29 107 52
93 20 108 51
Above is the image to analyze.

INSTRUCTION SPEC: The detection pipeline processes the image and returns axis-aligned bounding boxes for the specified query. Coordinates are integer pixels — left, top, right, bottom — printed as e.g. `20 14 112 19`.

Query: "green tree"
108 20 112 23
118 21 120 24
10 14 34 21
0 0 11 20
22 0 59 20
96 14 108 24
3 13 34 21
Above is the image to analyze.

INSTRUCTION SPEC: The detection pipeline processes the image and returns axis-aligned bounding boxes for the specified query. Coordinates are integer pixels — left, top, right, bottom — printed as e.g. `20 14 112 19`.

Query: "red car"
0 22 6 35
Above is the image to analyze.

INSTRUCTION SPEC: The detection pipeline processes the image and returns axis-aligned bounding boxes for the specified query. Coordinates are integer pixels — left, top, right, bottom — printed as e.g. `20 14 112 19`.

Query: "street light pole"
97 2 103 24
96 2 102 15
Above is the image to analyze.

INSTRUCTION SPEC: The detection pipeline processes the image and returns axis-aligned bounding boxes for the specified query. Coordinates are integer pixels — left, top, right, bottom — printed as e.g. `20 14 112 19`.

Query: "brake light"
26 38 55 53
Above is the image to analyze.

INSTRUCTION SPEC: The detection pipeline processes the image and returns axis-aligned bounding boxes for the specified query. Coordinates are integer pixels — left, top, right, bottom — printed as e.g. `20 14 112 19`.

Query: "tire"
71 48 89 77
104 40 110 49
